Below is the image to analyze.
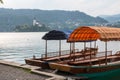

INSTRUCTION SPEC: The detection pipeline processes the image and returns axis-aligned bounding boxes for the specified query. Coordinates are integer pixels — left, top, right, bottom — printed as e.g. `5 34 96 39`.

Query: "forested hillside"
100 14 120 22
0 8 108 32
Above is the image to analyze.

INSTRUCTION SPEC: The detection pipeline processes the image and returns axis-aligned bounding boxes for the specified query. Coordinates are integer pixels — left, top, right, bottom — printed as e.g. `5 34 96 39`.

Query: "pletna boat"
48 26 120 79
25 30 98 68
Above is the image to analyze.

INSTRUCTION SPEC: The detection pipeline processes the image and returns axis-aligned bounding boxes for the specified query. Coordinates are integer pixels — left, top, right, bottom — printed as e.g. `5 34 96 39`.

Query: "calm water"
0 32 120 64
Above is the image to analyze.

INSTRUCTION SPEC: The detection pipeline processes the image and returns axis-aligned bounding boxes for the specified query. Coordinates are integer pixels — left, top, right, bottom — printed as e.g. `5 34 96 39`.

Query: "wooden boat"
48 26 120 79
25 30 68 68
25 47 98 68
25 30 98 68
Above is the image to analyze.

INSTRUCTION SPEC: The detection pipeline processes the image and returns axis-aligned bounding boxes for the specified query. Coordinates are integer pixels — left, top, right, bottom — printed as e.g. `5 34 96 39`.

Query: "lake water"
0 32 120 64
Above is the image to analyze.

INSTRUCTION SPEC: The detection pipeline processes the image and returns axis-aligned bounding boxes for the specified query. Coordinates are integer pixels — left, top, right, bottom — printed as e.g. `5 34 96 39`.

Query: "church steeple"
32 18 43 27
33 17 37 26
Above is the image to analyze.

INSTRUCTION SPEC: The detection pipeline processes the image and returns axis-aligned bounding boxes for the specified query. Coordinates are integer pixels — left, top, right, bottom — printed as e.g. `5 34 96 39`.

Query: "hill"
0 8 108 32
100 14 120 22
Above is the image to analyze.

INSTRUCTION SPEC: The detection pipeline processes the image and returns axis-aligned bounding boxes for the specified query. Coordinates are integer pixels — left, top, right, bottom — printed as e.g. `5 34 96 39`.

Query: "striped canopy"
67 26 120 42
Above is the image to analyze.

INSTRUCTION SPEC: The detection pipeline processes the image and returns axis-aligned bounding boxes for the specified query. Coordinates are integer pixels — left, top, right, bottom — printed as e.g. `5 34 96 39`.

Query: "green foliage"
14 24 51 32
0 0 3 3
0 8 108 32
14 24 30 32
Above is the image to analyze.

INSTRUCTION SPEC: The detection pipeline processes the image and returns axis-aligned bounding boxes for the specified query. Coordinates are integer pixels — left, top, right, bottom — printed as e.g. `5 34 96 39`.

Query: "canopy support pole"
73 42 75 61
90 42 92 60
94 41 97 55
45 40 47 58
59 40 61 57
105 41 108 65
70 42 72 60
90 41 92 66
84 42 86 59
71 42 74 61
94 41 96 48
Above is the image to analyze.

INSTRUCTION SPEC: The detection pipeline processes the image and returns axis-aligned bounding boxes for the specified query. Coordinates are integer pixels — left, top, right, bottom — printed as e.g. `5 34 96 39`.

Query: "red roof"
67 26 120 42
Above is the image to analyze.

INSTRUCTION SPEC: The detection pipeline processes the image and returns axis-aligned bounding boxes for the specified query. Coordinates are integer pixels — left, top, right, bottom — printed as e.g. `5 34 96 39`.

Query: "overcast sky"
0 0 120 16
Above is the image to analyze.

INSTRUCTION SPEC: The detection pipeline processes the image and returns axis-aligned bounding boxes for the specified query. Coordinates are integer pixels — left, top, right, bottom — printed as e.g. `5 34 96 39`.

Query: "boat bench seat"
42 52 97 62
68 55 120 66
68 58 99 65
43 55 70 62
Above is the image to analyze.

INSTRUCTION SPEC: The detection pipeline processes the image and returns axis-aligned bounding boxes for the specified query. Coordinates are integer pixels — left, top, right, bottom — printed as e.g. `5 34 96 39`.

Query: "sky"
0 0 120 17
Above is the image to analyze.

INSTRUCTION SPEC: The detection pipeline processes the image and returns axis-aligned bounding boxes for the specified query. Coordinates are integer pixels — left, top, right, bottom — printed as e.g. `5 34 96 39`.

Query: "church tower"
33 17 37 26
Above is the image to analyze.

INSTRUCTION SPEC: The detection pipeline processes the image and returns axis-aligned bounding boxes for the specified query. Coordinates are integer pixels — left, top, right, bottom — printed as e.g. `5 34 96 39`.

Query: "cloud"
1 0 120 16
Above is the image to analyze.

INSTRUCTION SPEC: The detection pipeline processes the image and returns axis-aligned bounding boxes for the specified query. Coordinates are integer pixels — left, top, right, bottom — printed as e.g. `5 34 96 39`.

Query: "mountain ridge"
100 14 120 22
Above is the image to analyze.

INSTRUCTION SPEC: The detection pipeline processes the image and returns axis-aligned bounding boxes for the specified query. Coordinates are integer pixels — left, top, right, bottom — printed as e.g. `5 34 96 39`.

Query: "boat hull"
77 68 120 80
49 62 120 79
25 59 49 69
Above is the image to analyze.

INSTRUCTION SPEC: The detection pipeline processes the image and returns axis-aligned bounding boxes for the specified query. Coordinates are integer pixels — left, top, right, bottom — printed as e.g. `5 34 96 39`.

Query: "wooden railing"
73 50 112 61
96 51 112 57
41 49 79 58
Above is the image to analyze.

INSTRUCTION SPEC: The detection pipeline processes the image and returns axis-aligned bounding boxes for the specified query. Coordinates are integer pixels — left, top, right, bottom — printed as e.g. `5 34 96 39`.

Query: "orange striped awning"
67 26 120 42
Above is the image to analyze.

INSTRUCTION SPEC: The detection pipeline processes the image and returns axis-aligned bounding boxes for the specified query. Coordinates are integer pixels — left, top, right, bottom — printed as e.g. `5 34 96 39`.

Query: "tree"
0 0 3 3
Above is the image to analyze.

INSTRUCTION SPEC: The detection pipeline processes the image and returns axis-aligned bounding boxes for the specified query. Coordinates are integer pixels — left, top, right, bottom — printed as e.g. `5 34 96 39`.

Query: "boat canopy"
42 30 68 40
67 26 120 42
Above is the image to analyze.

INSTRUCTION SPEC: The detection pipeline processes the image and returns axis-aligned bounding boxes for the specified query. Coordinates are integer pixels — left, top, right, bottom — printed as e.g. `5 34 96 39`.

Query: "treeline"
13 24 51 32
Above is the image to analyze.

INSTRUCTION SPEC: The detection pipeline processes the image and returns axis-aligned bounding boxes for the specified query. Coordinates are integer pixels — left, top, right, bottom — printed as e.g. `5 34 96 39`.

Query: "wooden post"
84 42 86 59
94 41 97 56
90 41 92 66
45 40 47 58
74 42 75 53
70 42 72 60
71 42 74 61
73 42 75 61
74 42 76 61
105 41 107 65
59 40 61 57
90 41 92 60
94 41 96 48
